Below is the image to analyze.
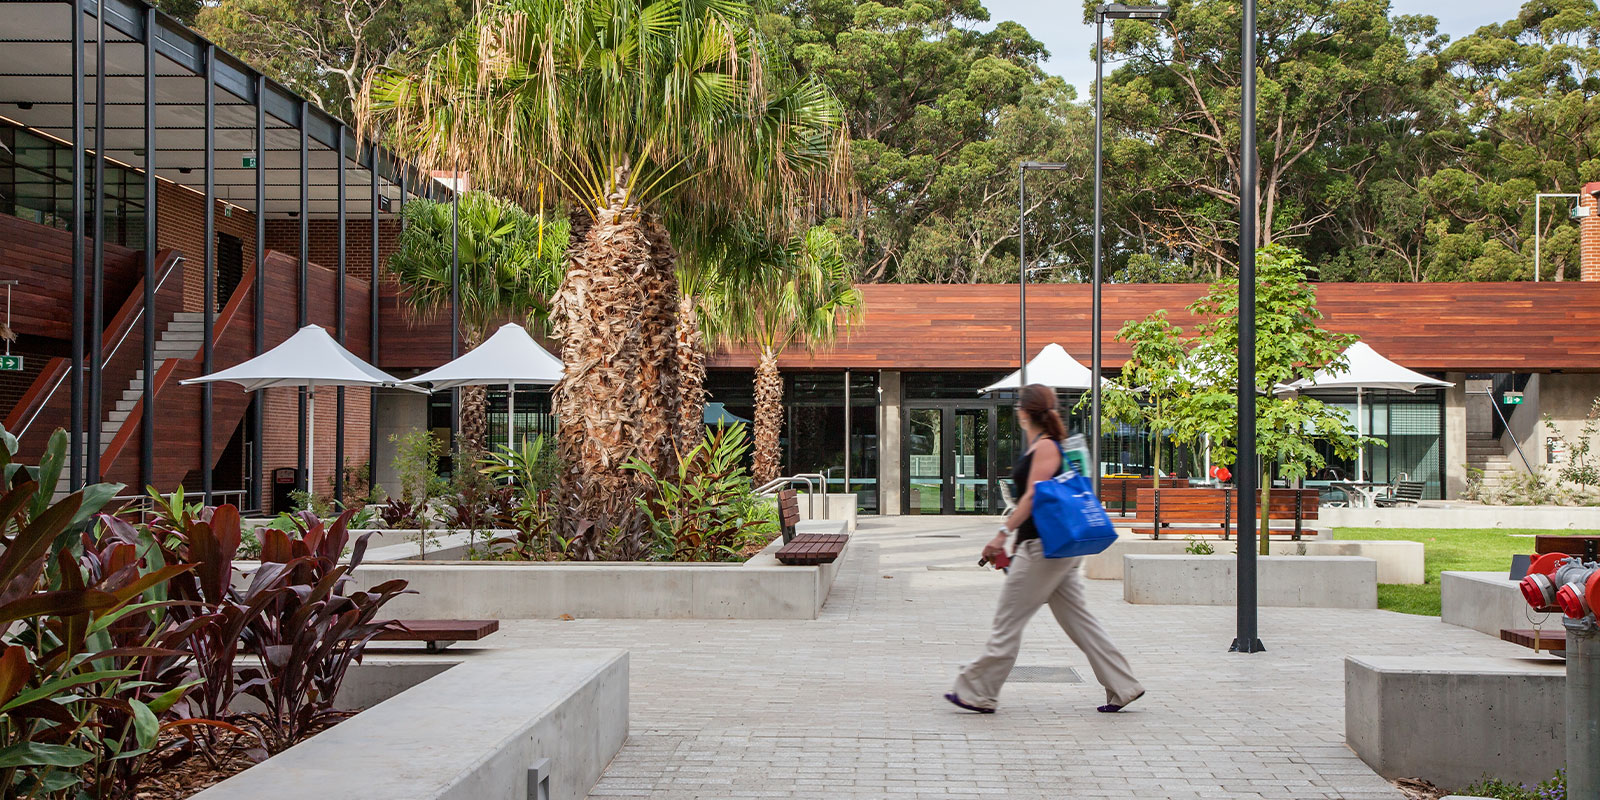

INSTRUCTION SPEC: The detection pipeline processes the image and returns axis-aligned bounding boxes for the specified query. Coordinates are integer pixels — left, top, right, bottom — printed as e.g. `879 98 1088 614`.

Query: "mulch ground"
132 713 353 799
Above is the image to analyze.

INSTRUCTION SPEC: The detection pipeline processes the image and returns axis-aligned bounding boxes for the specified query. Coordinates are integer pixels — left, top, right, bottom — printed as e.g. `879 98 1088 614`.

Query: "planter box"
1346 655 1564 789
1086 537 1420 584
346 530 848 620
1441 571 1532 635
1122 554 1377 608
1322 505 1600 530
194 648 628 800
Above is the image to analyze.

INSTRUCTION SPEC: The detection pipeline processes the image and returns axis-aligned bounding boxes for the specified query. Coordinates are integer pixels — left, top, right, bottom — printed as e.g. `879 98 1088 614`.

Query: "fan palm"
363 0 851 530
703 225 862 484
389 191 568 451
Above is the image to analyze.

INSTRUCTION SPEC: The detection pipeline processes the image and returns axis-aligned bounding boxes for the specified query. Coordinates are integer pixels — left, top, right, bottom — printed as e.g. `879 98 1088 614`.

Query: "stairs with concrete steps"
1466 431 1520 492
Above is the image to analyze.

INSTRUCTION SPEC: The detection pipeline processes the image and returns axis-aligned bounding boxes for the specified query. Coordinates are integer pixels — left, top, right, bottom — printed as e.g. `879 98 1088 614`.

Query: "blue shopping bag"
1031 465 1118 559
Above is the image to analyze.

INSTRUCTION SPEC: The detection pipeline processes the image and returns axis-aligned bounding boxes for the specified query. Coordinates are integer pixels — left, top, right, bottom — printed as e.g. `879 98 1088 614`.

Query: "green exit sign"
0 356 22 372
1503 391 1525 405
242 155 257 168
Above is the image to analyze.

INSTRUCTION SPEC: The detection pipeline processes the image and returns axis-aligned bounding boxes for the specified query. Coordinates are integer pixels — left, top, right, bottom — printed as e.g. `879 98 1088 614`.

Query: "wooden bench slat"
1501 628 1567 652
374 619 500 642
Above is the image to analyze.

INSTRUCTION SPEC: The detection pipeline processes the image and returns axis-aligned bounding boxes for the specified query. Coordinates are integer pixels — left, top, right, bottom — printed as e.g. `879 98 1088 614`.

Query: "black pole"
140 3 156 497
251 74 266 511
201 43 215 505
1018 166 1027 387
335 125 347 506
1090 9 1105 495
70 0 84 491
450 167 460 453
369 145 382 503
1232 0 1264 654
297 101 309 494
88 1 106 483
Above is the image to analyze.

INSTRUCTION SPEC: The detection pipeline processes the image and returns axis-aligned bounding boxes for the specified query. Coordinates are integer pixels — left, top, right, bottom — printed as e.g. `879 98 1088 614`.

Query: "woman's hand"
981 533 1007 562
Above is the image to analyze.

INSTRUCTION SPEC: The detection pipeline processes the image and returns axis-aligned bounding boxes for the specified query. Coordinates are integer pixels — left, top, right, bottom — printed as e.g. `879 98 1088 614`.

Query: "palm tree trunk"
551 171 650 532
638 214 681 473
459 326 488 454
753 346 783 485
1258 465 1272 556
676 293 707 454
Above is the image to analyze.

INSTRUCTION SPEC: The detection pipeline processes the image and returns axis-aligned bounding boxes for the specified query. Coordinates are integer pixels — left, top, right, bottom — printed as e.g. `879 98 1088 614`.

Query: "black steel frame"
201 42 215 504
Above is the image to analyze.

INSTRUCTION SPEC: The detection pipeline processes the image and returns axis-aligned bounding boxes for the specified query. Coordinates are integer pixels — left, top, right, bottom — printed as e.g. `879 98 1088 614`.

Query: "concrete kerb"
1122 553 1378 608
194 648 629 800
1085 534 1423 584
1345 655 1565 790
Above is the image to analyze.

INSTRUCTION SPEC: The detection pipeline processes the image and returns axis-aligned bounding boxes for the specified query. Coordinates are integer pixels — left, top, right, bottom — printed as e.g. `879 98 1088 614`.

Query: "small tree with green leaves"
1183 245 1370 554
1545 399 1600 495
1082 309 1198 494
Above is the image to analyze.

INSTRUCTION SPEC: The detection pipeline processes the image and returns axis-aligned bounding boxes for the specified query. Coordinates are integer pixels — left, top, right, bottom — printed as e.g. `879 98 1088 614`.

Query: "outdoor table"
1330 481 1386 508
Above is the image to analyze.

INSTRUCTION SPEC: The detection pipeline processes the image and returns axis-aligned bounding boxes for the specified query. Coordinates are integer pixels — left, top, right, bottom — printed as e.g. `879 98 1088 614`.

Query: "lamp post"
1089 3 1171 495
1018 161 1070 392
1233 0 1266 654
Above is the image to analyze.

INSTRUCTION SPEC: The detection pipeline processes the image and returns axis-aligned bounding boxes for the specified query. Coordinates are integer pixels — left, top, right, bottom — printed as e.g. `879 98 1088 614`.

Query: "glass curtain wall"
0 121 145 246
484 386 557 451
1307 388 1446 498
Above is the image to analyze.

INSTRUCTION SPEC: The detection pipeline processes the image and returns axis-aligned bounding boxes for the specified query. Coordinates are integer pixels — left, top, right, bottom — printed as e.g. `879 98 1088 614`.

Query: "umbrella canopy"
982 343 1107 393
399 323 563 390
181 324 407 391
1280 342 1454 394
704 402 751 426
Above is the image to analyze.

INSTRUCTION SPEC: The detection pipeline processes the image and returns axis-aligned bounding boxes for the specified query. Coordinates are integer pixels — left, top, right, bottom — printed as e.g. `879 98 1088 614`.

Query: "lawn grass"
1333 527 1600 616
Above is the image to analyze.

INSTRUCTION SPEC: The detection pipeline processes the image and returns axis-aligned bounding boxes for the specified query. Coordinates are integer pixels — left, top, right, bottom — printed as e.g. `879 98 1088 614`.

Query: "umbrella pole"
307 386 316 498
507 382 515 451
1357 388 1365 481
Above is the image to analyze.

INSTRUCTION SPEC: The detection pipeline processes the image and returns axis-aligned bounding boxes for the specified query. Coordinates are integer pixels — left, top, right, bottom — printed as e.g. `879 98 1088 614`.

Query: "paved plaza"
481 516 1531 799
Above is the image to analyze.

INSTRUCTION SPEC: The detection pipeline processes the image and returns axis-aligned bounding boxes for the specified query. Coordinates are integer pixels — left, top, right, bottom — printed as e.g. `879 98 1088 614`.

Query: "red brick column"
1583 182 1600 282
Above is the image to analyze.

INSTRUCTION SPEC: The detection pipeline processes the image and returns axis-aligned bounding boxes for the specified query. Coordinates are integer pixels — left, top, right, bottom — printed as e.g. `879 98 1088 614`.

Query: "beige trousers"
952 538 1144 709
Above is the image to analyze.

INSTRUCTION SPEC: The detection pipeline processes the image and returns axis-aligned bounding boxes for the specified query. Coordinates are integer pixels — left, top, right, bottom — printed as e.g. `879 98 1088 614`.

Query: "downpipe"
1520 553 1600 796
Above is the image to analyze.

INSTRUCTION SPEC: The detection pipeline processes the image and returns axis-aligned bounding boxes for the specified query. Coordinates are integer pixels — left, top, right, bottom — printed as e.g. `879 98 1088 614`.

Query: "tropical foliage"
625 424 778 562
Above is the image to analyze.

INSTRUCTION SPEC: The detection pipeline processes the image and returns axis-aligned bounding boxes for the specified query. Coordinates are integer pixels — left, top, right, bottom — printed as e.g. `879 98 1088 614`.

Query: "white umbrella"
703 402 750 426
183 324 417 491
400 322 563 449
982 343 1113 394
1277 341 1454 479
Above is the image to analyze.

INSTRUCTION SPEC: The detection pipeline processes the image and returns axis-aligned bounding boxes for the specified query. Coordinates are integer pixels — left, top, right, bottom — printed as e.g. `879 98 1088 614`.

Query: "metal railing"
754 473 827 520
17 253 186 440
110 488 251 522
1474 388 1536 473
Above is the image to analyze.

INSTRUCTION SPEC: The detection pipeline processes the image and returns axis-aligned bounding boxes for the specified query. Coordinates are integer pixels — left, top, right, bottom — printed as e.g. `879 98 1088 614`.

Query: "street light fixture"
1090 2 1170 495
1018 160 1070 389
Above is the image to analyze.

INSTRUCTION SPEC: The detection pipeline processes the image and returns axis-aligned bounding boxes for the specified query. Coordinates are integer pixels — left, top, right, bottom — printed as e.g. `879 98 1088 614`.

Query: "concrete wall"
1085 535 1422 584
880 370 902 515
1501 373 1542 472
1444 372 1468 499
1346 655 1564 790
371 387 430 497
1533 372 1600 473
1441 571 1535 636
194 649 628 800
1122 554 1377 608
1323 504 1600 530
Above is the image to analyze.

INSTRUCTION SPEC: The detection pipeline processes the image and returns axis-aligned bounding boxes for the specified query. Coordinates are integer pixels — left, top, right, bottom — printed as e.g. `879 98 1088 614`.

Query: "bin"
272 467 300 514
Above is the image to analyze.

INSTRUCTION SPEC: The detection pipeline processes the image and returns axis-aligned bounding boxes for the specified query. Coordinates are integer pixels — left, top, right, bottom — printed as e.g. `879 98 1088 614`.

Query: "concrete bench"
194 648 628 800
1345 655 1564 789
1441 571 1541 636
1085 536 1415 583
1122 554 1377 608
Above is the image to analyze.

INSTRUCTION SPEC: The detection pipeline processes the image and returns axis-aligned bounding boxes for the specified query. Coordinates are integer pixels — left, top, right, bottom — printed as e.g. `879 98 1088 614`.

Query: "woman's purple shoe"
943 692 995 714
1097 691 1145 713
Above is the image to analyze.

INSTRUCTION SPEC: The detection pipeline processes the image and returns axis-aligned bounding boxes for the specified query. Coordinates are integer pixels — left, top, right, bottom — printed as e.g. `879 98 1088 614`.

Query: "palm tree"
364 0 851 532
388 191 568 451
706 226 862 484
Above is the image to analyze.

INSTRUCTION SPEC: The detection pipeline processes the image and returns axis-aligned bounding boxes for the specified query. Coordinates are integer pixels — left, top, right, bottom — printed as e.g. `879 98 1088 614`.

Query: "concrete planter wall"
194 649 628 800
1346 655 1564 789
1084 536 1423 584
1122 554 1377 608
1322 505 1600 530
1441 571 1533 635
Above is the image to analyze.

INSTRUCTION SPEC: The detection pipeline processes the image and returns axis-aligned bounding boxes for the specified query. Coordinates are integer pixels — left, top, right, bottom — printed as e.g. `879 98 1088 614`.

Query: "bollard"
1571 622 1600 799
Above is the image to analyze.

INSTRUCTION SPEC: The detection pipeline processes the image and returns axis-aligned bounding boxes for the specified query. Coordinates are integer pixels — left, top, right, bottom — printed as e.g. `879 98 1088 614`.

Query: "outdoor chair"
1374 480 1425 508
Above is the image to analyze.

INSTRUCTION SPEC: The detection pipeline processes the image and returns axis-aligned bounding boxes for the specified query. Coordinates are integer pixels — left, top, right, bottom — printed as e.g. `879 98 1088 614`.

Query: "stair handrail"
13 251 185 440
1473 388 1536 474
755 474 827 520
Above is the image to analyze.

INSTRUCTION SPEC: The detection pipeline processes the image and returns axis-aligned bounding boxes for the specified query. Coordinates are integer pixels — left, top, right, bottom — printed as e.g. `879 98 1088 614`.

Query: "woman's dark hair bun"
1020 383 1068 441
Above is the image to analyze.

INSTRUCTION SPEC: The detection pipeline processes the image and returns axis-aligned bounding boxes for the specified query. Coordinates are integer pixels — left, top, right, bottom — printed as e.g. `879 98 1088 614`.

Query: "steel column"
1232 0 1264 654
251 74 265 511
369 144 381 503
140 3 156 496
1090 10 1106 495
70 0 85 491
450 168 460 451
201 43 215 505
88 0 106 483
335 125 347 506
1017 166 1027 387
297 100 309 493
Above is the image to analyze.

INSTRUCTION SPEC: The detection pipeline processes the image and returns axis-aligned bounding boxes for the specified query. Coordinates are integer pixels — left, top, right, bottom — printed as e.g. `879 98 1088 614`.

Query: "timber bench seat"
374 619 499 653
1101 477 1187 514
773 488 850 564
1534 534 1600 561
1501 627 1567 654
1132 487 1319 540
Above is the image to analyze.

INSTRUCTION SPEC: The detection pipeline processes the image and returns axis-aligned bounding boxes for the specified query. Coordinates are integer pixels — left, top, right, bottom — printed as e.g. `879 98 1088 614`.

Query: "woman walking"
945 383 1145 714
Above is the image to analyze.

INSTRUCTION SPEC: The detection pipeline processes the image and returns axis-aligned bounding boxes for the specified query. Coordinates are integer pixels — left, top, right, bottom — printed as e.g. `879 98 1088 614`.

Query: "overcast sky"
980 0 1517 96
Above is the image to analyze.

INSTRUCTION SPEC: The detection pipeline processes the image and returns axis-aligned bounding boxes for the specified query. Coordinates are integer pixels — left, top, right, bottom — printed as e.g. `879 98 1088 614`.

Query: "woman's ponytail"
1020 383 1068 441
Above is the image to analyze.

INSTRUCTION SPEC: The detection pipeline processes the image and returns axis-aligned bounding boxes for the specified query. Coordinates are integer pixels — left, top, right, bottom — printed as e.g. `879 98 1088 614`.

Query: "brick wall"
154 182 258 314
260 385 373 501
1583 182 1600 282
263 218 401 283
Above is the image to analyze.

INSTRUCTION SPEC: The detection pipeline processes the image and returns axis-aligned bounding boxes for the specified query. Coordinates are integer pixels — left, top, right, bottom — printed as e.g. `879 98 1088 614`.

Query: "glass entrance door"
904 405 999 514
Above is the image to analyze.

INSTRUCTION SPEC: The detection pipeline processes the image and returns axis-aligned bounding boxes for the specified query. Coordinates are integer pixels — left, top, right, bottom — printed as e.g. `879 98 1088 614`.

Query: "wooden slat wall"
0 214 142 343
709 283 1600 372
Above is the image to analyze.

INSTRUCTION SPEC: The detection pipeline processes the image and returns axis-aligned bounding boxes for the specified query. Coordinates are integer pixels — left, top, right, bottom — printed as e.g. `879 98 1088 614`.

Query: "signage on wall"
1502 391 1525 405
0 356 22 372
242 155 257 168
